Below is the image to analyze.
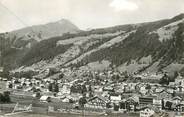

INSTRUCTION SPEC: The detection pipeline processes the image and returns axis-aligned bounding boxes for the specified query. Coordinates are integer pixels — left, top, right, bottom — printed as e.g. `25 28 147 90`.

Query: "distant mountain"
1 13 184 77
11 18 80 40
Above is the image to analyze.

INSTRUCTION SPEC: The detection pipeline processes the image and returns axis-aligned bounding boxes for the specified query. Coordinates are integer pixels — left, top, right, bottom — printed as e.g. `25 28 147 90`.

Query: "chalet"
156 89 173 99
85 95 109 111
125 97 139 112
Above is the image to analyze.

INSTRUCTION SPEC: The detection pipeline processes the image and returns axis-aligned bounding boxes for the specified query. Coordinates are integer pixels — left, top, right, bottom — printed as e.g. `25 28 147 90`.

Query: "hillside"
1 13 184 76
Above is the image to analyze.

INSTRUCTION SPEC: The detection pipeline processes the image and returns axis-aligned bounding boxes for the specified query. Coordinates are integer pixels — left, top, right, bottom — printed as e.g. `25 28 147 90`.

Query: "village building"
85 95 109 111
153 98 162 110
40 95 51 102
125 96 139 112
139 97 154 109
110 94 121 104
176 101 184 112
175 74 184 86
156 89 173 99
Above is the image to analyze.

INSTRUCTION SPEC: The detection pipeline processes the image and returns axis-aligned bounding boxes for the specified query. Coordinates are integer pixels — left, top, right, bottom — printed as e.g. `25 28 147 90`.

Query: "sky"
0 0 184 32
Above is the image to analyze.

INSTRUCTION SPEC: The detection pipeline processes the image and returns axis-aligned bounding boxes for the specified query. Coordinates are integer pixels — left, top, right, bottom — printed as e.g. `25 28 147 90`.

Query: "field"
0 112 139 117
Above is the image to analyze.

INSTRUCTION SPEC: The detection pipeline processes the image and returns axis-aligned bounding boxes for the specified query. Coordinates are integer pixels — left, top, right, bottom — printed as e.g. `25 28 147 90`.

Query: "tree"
0 91 11 103
171 71 179 82
145 84 151 90
79 97 87 108
159 73 170 85
59 73 64 79
36 92 41 98
8 83 13 89
54 83 59 92
0 93 3 102
48 83 53 92
81 85 87 94
88 85 92 92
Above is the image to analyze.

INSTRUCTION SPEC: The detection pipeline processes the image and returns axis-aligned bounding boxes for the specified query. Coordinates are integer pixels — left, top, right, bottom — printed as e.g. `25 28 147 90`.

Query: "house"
103 85 114 92
125 97 139 112
40 95 51 102
172 96 182 105
153 98 162 110
124 83 136 93
156 89 173 99
62 97 70 103
164 100 175 110
140 107 155 117
175 74 184 86
139 97 153 106
60 84 70 94
176 86 184 92
138 84 148 95
110 94 121 103
176 102 184 112
85 95 109 110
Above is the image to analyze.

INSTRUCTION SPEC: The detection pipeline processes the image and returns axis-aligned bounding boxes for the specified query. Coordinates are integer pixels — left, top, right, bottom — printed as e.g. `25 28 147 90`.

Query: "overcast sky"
0 0 184 32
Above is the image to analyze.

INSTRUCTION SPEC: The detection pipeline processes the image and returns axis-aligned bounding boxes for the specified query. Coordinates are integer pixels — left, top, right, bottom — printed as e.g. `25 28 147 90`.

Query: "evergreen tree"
48 83 53 92
54 83 59 92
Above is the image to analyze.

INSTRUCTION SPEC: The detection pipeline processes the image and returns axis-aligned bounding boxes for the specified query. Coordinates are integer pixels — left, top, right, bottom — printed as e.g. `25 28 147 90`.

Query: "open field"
0 112 139 117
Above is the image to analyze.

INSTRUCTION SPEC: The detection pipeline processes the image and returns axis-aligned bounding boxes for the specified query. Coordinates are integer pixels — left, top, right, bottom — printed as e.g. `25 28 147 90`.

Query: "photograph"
0 0 184 117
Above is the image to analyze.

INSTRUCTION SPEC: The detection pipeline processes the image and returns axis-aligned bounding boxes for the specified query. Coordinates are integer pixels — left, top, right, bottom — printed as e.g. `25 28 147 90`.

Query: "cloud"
110 0 138 11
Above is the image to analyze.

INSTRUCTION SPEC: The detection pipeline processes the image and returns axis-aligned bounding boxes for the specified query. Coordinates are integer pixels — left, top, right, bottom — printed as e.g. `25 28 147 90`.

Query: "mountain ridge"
1 13 184 77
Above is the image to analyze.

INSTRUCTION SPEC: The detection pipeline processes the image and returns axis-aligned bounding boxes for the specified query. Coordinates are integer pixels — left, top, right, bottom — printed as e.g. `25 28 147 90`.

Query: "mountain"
1 13 184 77
11 18 79 40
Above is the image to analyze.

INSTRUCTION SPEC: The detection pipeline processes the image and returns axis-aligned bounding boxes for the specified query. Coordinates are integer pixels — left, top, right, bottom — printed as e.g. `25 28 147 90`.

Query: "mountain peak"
57 18 79 30
11 19 79 39
59 18 71 23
